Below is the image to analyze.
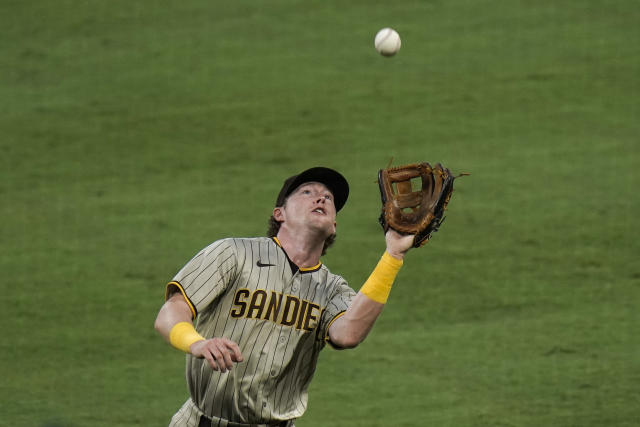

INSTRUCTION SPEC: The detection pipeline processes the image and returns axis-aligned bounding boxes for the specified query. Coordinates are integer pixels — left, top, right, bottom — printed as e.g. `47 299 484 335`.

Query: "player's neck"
276 227 325 268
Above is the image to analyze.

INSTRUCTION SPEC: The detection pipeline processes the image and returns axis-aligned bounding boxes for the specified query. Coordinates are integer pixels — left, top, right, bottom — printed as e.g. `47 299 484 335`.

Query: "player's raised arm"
328 230 414 348
329 162 466 349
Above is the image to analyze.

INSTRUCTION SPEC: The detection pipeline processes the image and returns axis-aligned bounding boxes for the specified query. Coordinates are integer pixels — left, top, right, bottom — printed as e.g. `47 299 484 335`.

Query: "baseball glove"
378 162 464 247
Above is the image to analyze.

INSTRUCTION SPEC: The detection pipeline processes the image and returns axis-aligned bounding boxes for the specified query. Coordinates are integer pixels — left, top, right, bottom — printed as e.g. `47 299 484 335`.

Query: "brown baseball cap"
275 167 349 212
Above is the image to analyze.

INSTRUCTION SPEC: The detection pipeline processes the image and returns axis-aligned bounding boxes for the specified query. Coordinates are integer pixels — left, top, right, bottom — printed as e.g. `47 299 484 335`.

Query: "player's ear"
273 207 284 222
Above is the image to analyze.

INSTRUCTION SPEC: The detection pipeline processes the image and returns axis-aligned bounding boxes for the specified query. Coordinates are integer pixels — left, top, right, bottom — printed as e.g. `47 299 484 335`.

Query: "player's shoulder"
201 236 273 255
221 236 274 249
200 237 237 253
316 263 348 286
318 266 354 298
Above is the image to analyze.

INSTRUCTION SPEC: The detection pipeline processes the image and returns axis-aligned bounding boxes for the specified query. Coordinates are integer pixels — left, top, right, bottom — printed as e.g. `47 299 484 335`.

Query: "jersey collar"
271 237 323 273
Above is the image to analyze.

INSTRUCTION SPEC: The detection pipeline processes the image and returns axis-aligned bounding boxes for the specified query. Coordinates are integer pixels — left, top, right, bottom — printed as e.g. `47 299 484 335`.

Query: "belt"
198 415 293 427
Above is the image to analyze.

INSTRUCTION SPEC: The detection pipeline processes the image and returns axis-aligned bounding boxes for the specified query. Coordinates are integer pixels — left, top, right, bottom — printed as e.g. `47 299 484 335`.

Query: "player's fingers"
223 340 244 362
209 346 228 373
203 350 220 371
220 347 234 371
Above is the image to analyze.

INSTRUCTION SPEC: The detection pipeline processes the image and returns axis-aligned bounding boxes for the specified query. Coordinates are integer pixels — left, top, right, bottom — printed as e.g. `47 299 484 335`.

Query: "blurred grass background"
1 0 638 426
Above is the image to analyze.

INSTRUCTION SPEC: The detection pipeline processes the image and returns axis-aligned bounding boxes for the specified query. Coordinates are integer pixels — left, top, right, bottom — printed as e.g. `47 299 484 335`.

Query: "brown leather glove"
378 162 465 247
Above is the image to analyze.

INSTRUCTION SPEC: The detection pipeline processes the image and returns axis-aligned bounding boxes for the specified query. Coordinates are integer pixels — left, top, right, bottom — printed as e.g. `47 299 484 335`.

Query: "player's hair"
267 215 336 256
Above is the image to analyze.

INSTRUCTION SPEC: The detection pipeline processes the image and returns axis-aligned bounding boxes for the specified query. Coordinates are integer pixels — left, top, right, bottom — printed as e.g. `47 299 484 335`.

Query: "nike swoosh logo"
256 260 276 267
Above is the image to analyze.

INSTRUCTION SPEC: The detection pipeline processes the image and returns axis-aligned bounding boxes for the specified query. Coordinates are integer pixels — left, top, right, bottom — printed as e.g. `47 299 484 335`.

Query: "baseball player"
155 167 415 426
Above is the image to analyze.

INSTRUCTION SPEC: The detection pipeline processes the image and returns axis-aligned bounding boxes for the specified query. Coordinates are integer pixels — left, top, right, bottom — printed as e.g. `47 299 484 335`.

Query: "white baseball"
374 28 401 57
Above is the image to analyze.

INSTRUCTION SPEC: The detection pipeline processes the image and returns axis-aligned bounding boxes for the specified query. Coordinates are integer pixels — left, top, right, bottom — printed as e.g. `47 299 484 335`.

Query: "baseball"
374 28 401 57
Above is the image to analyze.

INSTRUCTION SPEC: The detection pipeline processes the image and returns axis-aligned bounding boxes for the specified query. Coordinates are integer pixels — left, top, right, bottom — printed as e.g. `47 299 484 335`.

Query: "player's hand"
190 338 244 373
385 229 415 260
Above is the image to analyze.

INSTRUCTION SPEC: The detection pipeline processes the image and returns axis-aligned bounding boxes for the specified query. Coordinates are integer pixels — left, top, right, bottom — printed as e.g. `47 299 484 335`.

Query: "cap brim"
278 167 349 212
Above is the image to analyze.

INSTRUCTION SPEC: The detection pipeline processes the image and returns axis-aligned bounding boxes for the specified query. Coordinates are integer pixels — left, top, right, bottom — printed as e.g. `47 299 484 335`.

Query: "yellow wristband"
359 251 403 304
169 322 205 353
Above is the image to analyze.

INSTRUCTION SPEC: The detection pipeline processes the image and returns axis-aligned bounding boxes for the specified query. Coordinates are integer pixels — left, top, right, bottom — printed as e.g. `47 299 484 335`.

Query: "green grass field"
2 1 638 426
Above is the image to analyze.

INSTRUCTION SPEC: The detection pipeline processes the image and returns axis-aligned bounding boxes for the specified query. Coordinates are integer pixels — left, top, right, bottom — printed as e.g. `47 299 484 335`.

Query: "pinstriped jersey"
166 237 355 424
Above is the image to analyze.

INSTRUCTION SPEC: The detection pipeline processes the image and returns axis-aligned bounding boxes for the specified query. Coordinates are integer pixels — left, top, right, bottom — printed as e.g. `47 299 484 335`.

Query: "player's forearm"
329 293 385 348
329 251 404 348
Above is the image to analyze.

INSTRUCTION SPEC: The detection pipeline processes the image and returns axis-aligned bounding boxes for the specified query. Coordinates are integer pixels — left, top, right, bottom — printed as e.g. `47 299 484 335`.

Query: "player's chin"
308 220 335 238
322 224 337 239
